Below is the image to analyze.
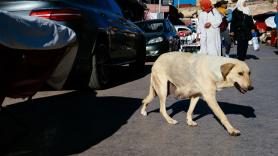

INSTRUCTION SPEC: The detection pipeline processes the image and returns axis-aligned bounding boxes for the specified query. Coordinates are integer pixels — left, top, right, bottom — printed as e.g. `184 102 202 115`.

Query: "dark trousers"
221 29 231 56
237 38 249 61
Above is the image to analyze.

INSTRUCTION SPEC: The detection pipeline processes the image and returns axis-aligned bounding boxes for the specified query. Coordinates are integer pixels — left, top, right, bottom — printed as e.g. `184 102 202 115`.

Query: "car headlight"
147 37 163 44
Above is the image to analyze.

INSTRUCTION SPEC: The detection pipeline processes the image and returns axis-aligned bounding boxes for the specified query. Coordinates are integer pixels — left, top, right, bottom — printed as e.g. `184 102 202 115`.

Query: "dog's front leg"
186 97 199 126
159 94 178 125
204 94 240 136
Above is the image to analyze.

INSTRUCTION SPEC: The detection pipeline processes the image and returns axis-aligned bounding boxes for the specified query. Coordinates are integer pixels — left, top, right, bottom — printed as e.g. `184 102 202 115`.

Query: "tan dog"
141 52 253 136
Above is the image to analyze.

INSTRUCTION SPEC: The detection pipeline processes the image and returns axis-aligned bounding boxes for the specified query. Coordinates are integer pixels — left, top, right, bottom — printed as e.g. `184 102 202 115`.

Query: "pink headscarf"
200 0 213 13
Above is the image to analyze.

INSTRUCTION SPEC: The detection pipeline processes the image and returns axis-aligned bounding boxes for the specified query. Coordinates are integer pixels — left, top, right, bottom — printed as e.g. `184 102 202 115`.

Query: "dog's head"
221 62 253 94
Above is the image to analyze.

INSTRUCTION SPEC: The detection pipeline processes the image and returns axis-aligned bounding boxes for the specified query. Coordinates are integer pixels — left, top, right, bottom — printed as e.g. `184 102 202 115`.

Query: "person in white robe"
197 0 222 56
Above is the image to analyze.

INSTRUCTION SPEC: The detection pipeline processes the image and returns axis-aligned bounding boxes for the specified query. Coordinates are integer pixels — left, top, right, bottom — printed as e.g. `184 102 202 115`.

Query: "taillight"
30 9 82 21
178 31 186 37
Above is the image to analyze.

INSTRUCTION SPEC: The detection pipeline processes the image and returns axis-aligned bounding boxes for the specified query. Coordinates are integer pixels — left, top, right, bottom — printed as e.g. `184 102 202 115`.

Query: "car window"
136 21 164 33
178 28 190 32
167 21 177 33
164 20 172 32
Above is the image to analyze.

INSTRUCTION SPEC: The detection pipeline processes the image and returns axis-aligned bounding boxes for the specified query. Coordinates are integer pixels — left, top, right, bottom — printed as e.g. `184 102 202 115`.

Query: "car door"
165 20 179 51
104 0 137 63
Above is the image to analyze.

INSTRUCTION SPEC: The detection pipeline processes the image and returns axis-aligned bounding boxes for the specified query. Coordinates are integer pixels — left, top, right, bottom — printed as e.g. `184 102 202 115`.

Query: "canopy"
0 11 76 50
253 11 276 22
265 16 276 29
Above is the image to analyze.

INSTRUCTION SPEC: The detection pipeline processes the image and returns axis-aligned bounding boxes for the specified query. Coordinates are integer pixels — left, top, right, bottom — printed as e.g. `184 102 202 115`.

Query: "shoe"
225 54 230 58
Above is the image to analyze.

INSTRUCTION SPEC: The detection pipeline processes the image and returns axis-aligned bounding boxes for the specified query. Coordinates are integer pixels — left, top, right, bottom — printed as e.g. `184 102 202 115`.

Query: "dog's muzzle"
234 82 254 94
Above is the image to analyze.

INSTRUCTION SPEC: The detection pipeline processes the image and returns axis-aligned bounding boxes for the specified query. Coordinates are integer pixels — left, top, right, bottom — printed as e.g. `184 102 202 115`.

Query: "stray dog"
141 52 253 136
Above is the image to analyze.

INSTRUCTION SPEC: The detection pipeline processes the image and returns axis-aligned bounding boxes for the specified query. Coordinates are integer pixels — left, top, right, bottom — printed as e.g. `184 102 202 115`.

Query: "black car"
0 0 146 89
134 19 180 57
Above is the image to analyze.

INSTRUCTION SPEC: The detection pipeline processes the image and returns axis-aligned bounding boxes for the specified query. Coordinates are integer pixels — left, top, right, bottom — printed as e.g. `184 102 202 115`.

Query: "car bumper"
146 42 167 57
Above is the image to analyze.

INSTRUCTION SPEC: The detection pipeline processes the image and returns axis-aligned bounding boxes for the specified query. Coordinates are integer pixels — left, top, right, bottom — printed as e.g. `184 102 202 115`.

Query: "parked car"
134 19 180 57
0 0 146 89
174 25 199 52
0 11 77 106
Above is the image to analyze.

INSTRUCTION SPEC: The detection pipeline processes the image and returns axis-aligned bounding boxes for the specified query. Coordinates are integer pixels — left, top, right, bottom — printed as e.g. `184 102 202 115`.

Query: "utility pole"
158 0 161 13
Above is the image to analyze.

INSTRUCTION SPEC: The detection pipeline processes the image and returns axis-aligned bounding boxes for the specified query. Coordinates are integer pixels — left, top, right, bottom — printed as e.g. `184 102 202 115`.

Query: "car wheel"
89 37 111 89
130 37 146 73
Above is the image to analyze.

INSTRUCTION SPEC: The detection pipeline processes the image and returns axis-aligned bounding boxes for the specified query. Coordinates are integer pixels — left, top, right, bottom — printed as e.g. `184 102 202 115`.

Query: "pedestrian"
197 0 222 56
230 0 256 61
215 0 232 58
275 4 278 48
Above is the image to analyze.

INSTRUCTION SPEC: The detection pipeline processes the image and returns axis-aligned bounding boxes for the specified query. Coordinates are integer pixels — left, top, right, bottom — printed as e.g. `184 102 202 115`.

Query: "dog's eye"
238 72 243 76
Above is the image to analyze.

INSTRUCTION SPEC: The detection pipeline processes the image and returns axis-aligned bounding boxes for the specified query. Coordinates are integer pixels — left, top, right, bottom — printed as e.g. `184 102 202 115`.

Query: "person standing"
230 0 256 61
215 0 232 58
197 0 222 56
275 4 278 48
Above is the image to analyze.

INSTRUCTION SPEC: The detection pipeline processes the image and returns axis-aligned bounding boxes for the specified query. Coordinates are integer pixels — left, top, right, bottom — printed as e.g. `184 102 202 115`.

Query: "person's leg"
276 30 278 48
220 32 224 56
237 39 248 61
242 39 249 60
223 29 231 57
237 38 248 61
237 39 243 59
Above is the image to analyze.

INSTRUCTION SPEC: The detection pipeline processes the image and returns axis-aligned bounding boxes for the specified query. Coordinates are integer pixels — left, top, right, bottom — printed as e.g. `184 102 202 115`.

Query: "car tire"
89 37 111 89
130 37 146 73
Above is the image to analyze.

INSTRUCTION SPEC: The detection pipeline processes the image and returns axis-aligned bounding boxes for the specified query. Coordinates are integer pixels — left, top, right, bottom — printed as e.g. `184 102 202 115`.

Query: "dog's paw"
187 120 198 127
167 119 178 125
140 110 147 116
228 129 241 136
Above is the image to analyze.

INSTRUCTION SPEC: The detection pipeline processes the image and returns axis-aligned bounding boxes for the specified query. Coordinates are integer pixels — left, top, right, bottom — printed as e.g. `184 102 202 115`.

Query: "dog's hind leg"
141 76 156 116
186 97 199 126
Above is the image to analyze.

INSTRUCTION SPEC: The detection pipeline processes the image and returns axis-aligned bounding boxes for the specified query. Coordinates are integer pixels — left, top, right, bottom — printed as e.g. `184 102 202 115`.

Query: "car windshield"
136 21 164 33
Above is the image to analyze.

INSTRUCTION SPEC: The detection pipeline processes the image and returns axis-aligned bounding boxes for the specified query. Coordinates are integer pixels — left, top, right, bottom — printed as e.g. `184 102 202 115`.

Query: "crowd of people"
196 0 269 61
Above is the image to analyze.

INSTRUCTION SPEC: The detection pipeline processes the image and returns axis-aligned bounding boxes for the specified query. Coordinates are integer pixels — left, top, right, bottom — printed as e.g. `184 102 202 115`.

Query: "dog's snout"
248 86 254 91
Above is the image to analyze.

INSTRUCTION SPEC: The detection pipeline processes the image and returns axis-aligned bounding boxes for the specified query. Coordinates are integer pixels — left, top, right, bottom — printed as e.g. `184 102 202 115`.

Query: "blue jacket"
275 12 278 30
226 8 233 22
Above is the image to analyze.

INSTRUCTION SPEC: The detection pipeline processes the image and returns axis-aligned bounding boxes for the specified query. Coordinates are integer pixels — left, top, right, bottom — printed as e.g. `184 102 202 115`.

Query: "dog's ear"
221 63 235 80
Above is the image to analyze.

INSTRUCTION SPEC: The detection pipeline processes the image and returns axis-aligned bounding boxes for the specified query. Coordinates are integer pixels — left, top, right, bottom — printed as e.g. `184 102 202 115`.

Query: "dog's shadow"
149 99 256 121
0 90 141 156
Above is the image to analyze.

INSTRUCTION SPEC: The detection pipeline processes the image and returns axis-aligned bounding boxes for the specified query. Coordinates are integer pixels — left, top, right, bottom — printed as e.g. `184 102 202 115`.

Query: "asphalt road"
1 44 278 156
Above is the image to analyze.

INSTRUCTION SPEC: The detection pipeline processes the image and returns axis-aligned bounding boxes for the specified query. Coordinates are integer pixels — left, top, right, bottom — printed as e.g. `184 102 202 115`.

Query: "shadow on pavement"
229 54 259 60
64 64 152 90
109 64 152 88
274 50 278 55
0 90 141 156
149 99 256 121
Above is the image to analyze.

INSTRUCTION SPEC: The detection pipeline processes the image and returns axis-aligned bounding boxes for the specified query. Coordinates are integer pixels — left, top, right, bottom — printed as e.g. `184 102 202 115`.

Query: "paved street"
1 44 278 156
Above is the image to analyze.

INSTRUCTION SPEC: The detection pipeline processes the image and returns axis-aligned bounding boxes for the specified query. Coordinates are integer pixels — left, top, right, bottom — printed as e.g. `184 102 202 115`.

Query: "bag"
252 37 260 51
219 17 228 32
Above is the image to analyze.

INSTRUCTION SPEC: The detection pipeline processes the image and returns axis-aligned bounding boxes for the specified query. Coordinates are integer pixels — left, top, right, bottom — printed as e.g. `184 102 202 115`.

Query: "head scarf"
236 0 251 15
200 0 213 13
217 7 227 15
